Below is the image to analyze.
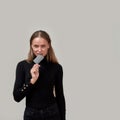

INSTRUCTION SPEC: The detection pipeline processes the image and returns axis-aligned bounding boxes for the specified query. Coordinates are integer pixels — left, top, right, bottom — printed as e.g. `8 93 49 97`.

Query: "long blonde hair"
26 30 58 63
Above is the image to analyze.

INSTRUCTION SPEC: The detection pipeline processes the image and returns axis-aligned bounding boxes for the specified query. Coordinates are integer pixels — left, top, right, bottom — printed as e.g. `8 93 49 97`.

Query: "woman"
13 30 66 120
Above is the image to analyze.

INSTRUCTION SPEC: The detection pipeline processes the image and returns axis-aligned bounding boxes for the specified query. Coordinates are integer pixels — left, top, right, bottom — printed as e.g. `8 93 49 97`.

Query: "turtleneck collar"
40 56 48 65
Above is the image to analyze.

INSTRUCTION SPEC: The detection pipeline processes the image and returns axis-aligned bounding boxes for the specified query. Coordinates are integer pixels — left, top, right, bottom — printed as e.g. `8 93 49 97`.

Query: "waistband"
26 102 58 112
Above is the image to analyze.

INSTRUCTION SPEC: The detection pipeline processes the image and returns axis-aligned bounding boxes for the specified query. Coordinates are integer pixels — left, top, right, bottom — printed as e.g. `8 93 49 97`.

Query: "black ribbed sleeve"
55 65 66 120
13 61 34 102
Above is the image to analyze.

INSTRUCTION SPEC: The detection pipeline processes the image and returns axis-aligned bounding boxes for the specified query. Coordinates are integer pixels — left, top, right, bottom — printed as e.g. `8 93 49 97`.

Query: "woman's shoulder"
16 59 33 67
16 59 33 71
50 62 63 70
17 59 28 65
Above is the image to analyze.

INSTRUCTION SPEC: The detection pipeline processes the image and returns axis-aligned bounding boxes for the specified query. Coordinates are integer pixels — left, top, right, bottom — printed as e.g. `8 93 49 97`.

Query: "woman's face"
31 37 50 57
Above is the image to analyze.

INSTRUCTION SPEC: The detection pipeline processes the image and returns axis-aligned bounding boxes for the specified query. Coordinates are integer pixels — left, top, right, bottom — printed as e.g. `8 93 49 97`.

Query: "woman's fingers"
32 64 40 72
30 64 40 84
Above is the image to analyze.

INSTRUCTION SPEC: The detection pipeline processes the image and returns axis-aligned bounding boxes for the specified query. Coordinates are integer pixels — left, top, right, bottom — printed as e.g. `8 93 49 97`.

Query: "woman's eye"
34 45 39 48
41 45 46 48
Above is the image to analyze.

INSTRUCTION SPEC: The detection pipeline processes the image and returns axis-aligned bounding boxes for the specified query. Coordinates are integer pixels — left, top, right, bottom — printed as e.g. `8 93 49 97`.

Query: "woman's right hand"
30 64 40 84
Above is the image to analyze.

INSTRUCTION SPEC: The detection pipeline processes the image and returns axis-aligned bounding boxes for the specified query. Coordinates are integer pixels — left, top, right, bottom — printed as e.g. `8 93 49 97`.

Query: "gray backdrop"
0 0 120 120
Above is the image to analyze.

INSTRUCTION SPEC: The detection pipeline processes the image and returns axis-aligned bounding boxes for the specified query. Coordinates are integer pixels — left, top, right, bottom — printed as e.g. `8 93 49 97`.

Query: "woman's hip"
24 103 61 120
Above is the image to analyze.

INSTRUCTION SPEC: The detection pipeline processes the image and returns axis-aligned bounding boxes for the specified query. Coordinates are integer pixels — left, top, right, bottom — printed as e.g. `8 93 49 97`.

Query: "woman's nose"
38 47 42 52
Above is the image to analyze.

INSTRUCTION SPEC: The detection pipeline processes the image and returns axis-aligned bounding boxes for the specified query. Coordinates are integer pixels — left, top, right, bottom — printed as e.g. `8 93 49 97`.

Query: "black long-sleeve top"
13 58 66 120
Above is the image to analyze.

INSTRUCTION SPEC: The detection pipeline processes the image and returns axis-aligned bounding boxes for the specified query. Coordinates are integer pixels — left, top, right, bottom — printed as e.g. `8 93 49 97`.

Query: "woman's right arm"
13 61 34 102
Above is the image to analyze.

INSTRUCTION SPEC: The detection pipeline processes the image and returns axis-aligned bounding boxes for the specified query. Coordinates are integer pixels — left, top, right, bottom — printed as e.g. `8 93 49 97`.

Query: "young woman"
13 30 66 120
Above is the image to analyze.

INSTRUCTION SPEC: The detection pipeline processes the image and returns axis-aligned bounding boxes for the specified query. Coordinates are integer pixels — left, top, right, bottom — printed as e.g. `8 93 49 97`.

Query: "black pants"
24 103 61 120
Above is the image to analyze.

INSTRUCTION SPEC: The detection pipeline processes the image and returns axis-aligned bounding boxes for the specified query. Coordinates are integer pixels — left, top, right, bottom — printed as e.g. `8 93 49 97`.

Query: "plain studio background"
0 0 120 120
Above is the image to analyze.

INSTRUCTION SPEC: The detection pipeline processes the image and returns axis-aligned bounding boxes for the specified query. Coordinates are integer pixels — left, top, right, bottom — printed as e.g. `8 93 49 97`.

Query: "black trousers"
24 103 61 120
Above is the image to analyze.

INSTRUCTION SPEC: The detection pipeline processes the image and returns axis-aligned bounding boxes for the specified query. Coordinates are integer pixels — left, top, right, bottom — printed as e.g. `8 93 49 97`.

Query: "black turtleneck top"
13 58 66 120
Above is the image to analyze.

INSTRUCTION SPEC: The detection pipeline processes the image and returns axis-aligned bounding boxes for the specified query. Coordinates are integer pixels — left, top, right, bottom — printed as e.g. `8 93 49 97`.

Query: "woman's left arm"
55 64 66 120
